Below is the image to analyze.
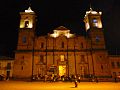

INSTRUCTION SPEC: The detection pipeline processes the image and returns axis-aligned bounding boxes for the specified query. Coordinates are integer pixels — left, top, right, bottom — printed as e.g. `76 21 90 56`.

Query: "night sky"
0 0 120 57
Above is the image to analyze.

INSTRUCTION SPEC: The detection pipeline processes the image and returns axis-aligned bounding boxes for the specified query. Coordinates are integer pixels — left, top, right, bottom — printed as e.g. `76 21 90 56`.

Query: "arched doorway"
59 65 66 77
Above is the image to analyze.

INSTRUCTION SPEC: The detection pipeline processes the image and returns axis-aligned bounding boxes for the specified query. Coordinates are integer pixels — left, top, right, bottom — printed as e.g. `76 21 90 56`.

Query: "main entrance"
59 65 66 76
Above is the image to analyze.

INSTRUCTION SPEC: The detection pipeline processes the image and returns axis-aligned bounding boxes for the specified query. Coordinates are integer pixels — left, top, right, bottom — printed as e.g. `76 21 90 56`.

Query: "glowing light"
85 10 102 18
28 23 33 28
91 11 98 14
86 22 90 30
99 12 102 15
50 30 59 38
50 26 74 38
25 7 34 13
59 65 66 76
66 33 70 38
98 23 102 28
93 22 98 27
84 9 103 30
20 20 33 28
60 55 64 61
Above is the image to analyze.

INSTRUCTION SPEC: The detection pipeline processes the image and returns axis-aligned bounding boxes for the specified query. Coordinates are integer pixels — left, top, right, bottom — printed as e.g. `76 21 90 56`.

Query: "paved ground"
0 81 120 90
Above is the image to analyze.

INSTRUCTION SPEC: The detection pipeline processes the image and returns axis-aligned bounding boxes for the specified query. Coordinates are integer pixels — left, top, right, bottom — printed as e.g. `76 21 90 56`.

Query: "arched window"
117 62 120 68
81 42 83 48
24 21 29 28
81 55 85 62
7 63 11 69
96 36 100 42
22 56 24 59
61 42 64 48
92 18 98 27
60 55 64 61
111 62 115 68
101 65 103 70
40 55 44 64
21 66 23 70
41 42 44 48
22 36 26 43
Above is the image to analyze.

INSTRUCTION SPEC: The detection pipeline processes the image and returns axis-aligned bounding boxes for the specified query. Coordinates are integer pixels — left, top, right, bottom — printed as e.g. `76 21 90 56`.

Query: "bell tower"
84 7 105 49
13 7 36 79
17 7 36 50
84 7 111 78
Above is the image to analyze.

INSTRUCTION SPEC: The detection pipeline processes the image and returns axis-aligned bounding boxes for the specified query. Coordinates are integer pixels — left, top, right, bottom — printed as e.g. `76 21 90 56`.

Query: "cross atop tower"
90 2 93 11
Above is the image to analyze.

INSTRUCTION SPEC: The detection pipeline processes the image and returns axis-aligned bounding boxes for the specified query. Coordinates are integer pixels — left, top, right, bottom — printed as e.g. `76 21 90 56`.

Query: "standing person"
44 74 48 82
114 76 117 82
78 76 81 83
50 75 53 82
74 75 78 87
52 74 54 82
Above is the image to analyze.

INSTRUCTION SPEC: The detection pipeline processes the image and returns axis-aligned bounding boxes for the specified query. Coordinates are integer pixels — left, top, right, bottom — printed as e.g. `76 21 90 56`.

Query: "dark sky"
0 0 120 57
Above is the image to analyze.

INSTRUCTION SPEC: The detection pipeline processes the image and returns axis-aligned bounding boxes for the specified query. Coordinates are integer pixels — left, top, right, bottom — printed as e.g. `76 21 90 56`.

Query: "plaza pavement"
0 81 120 90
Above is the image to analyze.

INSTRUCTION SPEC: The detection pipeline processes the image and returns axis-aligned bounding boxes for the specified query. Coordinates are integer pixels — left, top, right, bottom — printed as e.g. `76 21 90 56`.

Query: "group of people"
33 74 81 87
33 74 81 82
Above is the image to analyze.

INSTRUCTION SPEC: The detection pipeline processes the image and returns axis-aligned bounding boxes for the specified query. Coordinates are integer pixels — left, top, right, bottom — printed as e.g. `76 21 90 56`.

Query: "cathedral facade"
13 7 114 81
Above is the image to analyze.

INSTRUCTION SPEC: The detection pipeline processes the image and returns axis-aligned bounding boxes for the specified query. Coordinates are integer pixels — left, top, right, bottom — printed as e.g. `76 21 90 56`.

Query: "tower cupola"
84 7 102 31
19 6 36 29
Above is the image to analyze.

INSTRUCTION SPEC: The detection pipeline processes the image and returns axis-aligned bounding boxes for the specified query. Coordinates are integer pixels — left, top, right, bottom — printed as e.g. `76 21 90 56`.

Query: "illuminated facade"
12 7 120 81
